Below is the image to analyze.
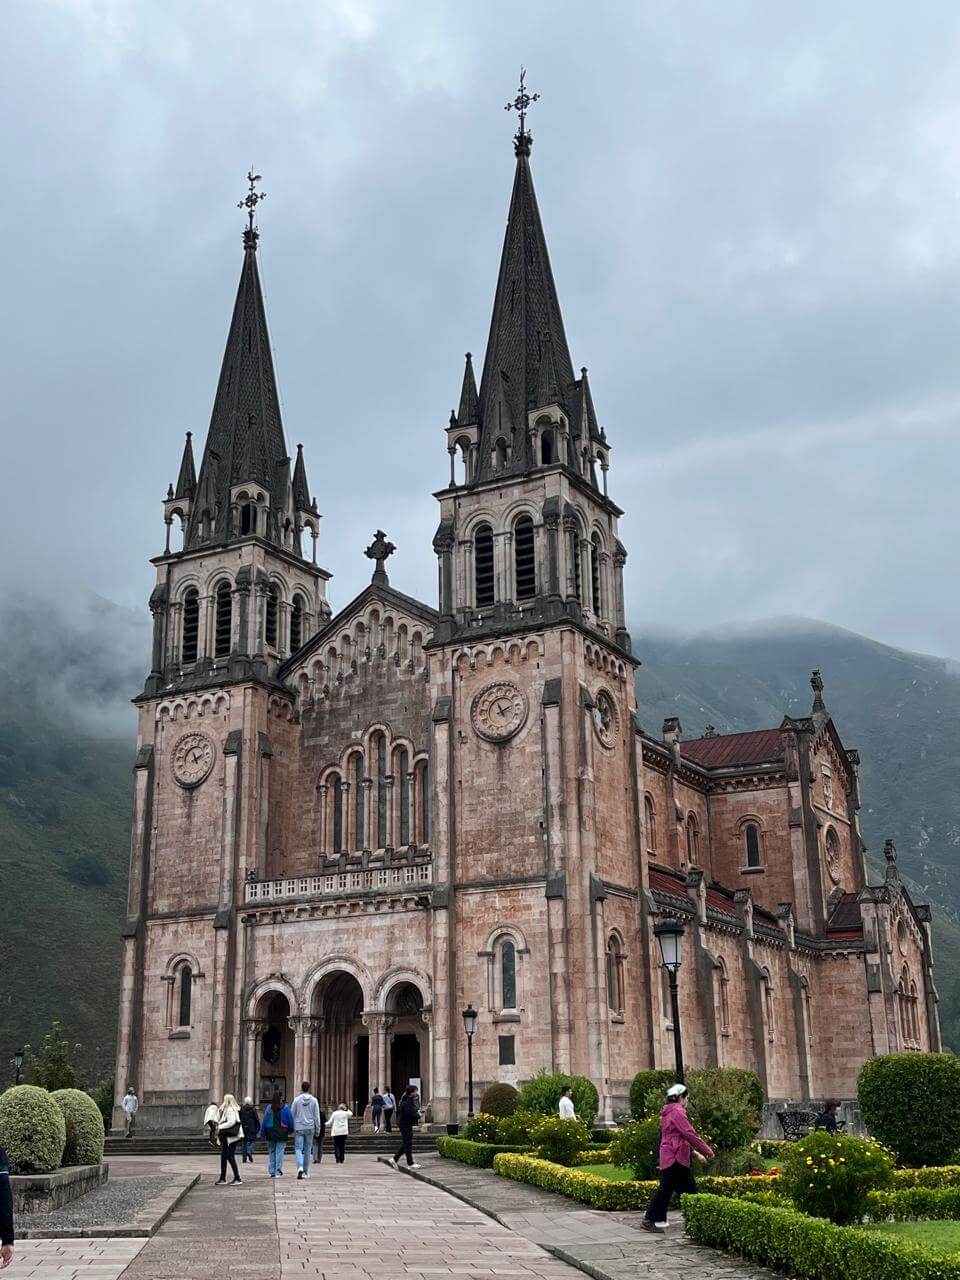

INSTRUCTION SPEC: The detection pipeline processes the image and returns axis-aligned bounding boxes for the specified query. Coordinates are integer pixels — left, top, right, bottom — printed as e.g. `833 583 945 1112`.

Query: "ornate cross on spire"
505 67 540 156
365 529 396 585
238 169 266 249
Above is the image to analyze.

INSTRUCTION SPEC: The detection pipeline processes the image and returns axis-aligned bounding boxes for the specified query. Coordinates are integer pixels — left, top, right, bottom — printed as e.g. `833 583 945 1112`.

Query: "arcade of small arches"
448 413 610 497
317 728 430 855
242 969 432 1112
164 482 320 560
173 573 320 667
295 608 428 705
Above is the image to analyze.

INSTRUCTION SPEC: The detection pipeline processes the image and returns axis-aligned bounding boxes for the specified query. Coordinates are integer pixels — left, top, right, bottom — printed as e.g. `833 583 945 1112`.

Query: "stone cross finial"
884 837 900 884
365 530 396 585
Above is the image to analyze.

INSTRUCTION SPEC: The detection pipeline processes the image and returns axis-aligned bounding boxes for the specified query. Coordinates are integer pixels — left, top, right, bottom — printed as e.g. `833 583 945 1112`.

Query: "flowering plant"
781 1132 894 1224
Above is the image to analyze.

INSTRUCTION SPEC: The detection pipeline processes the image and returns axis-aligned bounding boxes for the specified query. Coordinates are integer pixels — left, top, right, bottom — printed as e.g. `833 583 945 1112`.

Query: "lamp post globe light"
462 1004 478 1118
653 917 685 1084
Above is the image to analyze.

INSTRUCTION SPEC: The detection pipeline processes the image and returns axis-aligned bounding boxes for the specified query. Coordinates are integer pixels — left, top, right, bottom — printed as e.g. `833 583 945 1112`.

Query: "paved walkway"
9 1152 773 1280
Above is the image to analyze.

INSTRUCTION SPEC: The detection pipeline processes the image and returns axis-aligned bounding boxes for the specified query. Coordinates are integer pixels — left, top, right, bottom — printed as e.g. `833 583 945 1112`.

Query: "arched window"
353 753 365 851
762 969 775 1042
181 589 199 664
569 526 582 601
332 775 344 854
214 581 232 657
644 794 657 856
420 762 430 844
514 515 536 601
605 935 624 1015
494 437 508 469
910 980 921 1044
265 585 279 649
290 595 305 653
177 963 193 1027
715 959 730 1036
686 814 699 865
590 533 602 615
474 524 494 608
240 501 256 535
398 747 410 845
541 430 554 465
745 823 761 869
375 732 387 848
499 938 517 1009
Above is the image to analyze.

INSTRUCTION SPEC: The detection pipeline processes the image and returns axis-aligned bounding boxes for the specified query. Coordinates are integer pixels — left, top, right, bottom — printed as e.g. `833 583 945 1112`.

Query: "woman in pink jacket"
642 1083 715 1231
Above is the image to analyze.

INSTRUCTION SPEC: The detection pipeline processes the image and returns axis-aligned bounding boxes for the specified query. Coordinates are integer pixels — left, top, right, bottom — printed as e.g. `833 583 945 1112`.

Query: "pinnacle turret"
292 443 312 512
173 432 196 501
455 353 479 426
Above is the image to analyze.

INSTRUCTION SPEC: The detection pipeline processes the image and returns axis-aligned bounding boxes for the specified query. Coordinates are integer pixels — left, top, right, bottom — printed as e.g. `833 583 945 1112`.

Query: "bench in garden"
777 1109 818 1141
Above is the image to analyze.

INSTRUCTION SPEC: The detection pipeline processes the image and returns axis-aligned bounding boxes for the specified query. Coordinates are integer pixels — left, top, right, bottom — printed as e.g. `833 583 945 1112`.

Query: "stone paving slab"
5 1237 147 1279
18 1174 199 1238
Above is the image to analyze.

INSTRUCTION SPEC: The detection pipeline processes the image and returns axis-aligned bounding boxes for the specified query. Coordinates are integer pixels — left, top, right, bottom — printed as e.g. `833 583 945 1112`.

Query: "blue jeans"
294 1129 315 1172
267 1140 286 1175
241 1136 256 1162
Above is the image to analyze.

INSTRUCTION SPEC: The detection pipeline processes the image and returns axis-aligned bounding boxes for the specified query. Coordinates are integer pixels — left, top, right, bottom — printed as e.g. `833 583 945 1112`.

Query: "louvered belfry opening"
290 596 303 653
265 585 279 648
475 524 495 607
214 581 232 657
181 589 200 663
590 534 601 615
515 516 536 600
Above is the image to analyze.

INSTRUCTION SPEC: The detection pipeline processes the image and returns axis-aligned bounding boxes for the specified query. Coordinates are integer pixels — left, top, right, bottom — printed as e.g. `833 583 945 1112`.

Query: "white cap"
666 1083 688 1099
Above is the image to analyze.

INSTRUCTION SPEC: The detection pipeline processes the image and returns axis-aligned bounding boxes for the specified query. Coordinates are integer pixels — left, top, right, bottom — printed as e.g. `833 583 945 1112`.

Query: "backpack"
265 1106 288 1143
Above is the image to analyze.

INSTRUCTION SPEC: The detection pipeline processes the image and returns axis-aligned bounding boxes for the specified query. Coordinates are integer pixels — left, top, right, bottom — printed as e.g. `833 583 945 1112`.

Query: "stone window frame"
760 966 775 1044
737 815 766 875
605 931 626 1022
479 925 529 1024
644 793 658 858
163 952 203 1038
714 956 731 1037
685 812 700 867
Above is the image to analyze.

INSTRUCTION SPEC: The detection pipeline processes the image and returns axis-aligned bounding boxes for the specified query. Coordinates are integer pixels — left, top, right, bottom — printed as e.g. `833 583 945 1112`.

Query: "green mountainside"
1 600 957 1081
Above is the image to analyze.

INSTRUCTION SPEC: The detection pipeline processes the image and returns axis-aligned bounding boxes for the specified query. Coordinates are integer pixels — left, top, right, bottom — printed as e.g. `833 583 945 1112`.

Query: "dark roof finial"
505 67 540 157
884 837 900 884
238 169 266 251
811 668 827 722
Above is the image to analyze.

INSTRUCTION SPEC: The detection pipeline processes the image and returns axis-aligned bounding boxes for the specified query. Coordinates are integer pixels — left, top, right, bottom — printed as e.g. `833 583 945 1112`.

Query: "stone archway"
311 971 366 1112
248 990 295 1106
386 981 429 1102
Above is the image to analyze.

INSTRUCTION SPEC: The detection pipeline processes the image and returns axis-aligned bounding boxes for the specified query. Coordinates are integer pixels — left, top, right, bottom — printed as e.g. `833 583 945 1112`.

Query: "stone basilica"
113 115 940 1132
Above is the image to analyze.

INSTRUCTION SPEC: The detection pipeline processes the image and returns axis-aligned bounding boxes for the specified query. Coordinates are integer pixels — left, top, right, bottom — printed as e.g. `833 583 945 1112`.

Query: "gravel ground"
18 1175 174 1232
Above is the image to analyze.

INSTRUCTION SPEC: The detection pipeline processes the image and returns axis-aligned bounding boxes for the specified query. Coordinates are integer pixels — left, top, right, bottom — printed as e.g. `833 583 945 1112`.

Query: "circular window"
592 689 619 749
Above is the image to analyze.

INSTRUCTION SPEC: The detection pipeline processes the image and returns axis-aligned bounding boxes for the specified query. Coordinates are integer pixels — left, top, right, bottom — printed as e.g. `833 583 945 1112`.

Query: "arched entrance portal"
254 992 294 1105
387 982 428 1100
311 972 366 1112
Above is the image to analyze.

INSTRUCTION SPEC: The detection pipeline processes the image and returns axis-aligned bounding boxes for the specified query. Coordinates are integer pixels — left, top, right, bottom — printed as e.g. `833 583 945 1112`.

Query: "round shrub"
53 1088 105 1166
781 1132 894 1224
496 1110 539 1146
531 1115 592 1166
687 1068 763 1173
629 1069 674 1119
859 1052 960 1167
0 1085 66 1173
479 1083 520 1117
464 1113 499 1143
610 1116 661 1179
517 1071 599 1128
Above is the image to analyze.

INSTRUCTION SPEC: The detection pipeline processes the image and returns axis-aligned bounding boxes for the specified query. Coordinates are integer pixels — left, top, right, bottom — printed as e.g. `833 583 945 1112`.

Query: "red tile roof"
680 729 784 768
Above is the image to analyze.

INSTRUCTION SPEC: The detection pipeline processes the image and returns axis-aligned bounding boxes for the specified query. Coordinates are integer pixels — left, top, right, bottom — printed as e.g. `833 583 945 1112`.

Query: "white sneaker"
409 1163 422 1170
387 1157 398 1170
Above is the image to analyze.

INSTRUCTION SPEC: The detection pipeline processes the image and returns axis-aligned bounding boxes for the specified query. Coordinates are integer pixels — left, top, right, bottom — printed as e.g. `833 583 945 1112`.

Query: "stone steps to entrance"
105 1131 430 1156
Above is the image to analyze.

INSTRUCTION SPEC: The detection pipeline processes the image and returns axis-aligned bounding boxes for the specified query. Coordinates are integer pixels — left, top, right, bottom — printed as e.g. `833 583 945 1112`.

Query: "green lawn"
577 1164 635 1181
862 1221 960 1252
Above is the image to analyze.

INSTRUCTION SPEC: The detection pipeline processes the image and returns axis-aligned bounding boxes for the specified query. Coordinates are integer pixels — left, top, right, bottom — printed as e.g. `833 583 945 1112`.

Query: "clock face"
472 681 528 743
592 689 619 749
171 731 216 788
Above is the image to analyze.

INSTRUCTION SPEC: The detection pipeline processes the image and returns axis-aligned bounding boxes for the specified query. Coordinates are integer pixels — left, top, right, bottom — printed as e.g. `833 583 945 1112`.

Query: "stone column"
289 1016 304 1090
243 1019 268 1101
362 1013 381 1120
384 776 395 848
363 779 375 850
541 680 571 1072
342 781 353 852
318 784 328 855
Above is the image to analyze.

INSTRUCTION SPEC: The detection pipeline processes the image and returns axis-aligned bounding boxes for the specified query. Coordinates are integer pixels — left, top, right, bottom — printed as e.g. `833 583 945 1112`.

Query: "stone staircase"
105 1123 439 1157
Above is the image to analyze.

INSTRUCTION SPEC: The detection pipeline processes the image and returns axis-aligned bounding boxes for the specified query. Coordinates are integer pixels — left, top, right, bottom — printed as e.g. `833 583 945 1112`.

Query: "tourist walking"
387 1085 421 1171
239 1096 260 1163
558 1086 577 1120
259 1090 293 1177
326 1102 353 1163
642 1084 714 1232
291 1081 322 1179
121 1086 139 1137
215 1093 243 1185
381 1088 396 1132
203 1099 220 1147
371 1087 384 1132
0 1144 14 1270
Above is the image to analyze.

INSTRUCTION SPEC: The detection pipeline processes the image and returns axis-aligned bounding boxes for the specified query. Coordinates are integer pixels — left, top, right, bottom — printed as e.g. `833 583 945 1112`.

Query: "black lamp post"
13 1049 23 1085
654 917 685 1084
462 1004 478 1118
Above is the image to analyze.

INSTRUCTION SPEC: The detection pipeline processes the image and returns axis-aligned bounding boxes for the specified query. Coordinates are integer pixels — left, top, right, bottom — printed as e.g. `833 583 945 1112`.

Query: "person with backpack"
326 1102 353 1163
259 1089 293 1177
239 1097 260 1163
380 1088 396 1133
387 1086 422 1171
371 1087 384 1133
215 1093 243 1185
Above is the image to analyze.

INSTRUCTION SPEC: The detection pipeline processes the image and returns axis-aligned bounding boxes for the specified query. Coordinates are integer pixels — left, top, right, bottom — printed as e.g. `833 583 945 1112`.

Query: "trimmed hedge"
892 1165 960 1189
492 1153 785 1210
53 1089 105 1166
435 1137 530 1167
517 1072 599 1129
859 1053 960 1168
683 1192 960 1280
0 1085 66 1173
866 1186 960 1221
571 1146 612 1166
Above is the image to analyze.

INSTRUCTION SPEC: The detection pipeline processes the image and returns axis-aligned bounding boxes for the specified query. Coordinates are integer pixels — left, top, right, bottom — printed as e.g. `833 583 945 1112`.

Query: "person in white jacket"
215 1094 243 1185
203 1100 220 1148
326 1103 353 1164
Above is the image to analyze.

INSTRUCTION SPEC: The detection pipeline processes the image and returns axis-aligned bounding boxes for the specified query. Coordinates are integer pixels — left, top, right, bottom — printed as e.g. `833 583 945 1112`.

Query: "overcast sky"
3 1 960 659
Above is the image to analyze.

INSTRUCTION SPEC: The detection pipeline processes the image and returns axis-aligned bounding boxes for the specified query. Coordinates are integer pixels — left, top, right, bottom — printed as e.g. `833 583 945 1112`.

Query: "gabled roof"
648 862 780 925
680 729 784 768
826 892 864 939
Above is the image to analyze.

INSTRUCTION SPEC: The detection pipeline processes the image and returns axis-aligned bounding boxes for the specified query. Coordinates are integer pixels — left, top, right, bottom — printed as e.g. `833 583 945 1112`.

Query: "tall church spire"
184 173 308 552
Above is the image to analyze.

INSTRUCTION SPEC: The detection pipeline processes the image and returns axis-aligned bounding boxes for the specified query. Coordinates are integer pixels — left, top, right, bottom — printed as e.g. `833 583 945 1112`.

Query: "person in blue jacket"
0 1145 14 1269
259 1090 293 1178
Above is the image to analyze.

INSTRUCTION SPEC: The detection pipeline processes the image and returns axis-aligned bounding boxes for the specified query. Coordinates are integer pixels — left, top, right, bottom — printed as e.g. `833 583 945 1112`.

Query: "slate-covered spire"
184 178 297 552
292 442 311 511
173 431 196 501
473 107 576 480
455 352 479 425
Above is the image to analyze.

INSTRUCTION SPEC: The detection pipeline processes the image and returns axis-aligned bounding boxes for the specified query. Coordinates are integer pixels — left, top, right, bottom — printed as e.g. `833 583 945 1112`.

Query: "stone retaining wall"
11 1163 109 1213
